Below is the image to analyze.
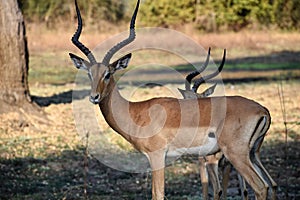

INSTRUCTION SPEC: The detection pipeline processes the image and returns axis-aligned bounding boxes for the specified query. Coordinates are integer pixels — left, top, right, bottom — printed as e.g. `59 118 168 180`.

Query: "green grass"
28 52 77 85
173 62 300 72
225 62 300 71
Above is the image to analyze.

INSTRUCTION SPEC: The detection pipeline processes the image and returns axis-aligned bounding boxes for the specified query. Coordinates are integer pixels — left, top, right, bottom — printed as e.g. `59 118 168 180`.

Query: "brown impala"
179 49 248 200
69 0 277 199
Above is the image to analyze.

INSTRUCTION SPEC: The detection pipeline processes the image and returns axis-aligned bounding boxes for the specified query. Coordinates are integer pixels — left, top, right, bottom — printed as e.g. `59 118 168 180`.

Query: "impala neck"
98 77 132 141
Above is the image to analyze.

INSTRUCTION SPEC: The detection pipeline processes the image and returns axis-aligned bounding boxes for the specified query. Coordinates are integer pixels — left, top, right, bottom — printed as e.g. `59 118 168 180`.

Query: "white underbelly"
166 137 219 157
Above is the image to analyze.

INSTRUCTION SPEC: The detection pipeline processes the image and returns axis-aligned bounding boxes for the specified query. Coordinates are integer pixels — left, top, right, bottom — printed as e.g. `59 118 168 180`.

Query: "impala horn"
192 49 226 93
102 0 140 66
71 0 97 65
185 47 211 90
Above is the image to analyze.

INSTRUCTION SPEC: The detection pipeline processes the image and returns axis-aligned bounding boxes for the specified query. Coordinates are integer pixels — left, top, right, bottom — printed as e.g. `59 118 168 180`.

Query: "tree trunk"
0 0 31 113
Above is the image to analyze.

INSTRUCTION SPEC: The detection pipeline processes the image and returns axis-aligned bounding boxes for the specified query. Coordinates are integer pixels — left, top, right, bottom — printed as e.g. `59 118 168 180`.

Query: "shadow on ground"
225 51 300 67
0 141 299 199
31 89 89 107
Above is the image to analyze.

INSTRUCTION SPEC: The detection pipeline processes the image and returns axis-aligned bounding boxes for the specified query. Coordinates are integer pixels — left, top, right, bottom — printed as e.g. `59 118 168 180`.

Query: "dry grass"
0 80 299 199
0 85 79 160
27 23 300 57
190 31 300 56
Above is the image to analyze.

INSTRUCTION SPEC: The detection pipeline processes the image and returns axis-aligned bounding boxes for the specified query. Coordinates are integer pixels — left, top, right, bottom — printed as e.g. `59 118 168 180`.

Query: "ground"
0 28 299 199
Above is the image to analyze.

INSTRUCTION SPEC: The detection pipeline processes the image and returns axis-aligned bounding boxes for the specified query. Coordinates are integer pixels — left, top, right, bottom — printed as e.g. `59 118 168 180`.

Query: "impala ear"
200 83 217 97
109 53 132 73
69 53 91 71
178 88 198 99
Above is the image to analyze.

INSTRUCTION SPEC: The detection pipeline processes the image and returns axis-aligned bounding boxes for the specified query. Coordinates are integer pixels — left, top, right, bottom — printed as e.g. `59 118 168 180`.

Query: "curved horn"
185 47 211 90
102 0 140 66
71 0 97 64
192 49 226 93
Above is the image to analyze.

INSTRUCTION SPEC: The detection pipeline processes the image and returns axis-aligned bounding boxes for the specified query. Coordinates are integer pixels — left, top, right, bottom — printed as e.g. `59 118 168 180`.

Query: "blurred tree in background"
19 0 300 31
274 0 300 30
19 0 126 27
139 0 196 27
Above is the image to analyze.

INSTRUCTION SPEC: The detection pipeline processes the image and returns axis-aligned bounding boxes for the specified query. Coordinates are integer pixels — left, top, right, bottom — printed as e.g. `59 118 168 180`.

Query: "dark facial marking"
104 72 111 80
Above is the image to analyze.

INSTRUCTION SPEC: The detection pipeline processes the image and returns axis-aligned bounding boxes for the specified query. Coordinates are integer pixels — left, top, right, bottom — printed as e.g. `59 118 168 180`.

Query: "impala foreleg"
221 158 231 199
199 153 223 200
206 154 222 200
151 169 165 200
147 151 166 200
199 157 209 200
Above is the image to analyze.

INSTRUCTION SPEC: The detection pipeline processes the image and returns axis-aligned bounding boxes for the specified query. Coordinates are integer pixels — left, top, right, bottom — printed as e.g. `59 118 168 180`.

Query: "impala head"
179 48 226 99
69 0 140 104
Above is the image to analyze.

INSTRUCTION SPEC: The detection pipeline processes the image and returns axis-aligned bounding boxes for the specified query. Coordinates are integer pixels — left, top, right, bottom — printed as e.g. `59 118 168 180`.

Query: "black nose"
90 94 100 104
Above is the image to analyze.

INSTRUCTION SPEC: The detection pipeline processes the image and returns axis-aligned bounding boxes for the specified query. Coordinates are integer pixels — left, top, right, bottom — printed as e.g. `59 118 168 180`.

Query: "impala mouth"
90 99 99 104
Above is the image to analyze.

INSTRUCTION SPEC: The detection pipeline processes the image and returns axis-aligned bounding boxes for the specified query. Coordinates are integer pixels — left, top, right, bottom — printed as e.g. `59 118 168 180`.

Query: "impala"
69 0 277 199
179 49 248 200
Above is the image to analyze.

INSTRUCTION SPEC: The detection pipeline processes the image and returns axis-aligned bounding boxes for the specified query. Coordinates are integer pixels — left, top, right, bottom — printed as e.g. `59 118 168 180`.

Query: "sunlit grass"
28 52 77 85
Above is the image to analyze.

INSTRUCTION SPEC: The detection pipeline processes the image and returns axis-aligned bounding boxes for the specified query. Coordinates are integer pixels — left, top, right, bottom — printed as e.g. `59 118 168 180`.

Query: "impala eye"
104 72 110 80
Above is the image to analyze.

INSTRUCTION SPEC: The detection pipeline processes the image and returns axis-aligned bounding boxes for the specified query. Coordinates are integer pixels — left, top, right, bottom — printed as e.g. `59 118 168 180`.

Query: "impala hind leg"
251 136 277 199
252 158 277 200
224 152 269 200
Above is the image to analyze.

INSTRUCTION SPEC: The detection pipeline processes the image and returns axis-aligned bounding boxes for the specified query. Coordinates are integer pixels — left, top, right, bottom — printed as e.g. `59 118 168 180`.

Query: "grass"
173 62 300 74
224 62 300 71
28 52 77 85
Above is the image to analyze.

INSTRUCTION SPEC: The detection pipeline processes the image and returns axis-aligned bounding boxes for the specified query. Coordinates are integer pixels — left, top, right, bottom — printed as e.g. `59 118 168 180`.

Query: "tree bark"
0 0 31 113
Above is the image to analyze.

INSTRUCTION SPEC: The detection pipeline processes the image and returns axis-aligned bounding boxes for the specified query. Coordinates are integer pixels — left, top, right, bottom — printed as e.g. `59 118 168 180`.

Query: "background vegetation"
19 0 300 31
